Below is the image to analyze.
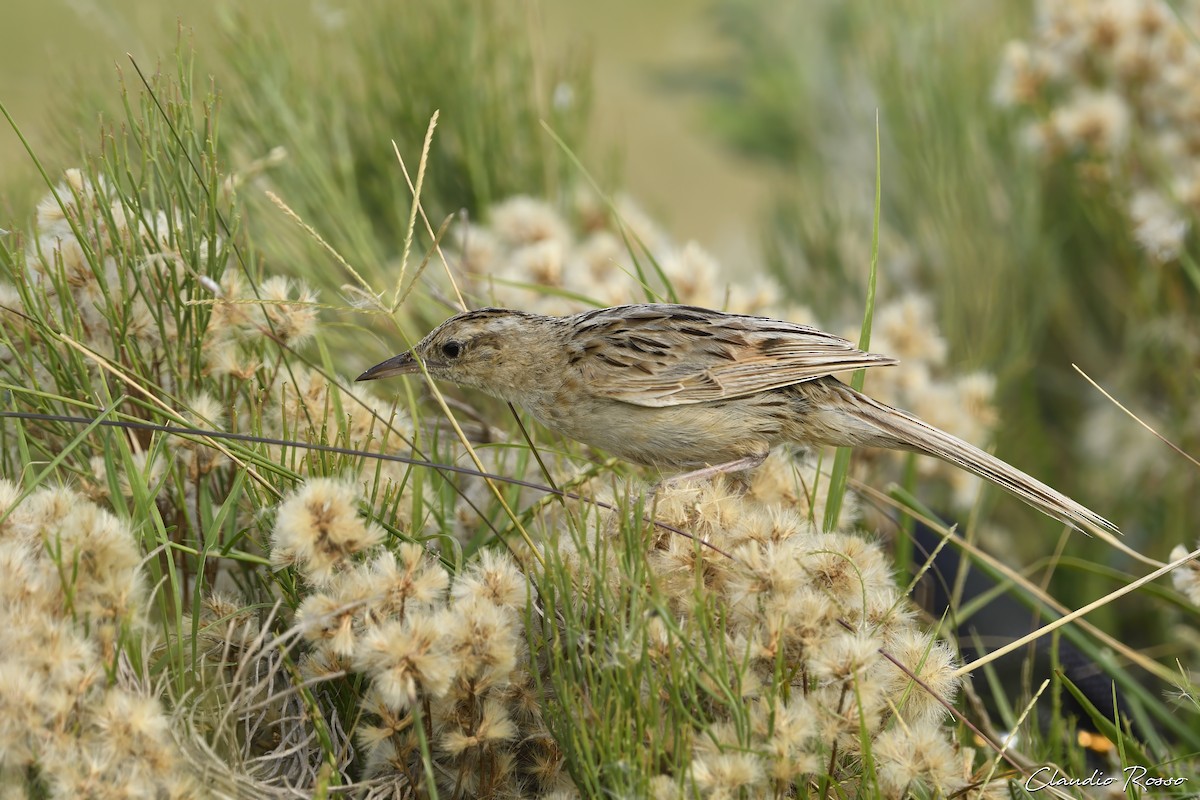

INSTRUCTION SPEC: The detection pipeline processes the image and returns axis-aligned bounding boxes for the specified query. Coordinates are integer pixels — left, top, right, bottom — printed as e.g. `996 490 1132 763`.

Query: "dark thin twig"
836 617 1035 783
0 410 732 559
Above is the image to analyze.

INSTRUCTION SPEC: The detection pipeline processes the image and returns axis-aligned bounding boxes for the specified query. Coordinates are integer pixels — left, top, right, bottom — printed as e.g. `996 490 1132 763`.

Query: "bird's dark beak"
356 352 419 382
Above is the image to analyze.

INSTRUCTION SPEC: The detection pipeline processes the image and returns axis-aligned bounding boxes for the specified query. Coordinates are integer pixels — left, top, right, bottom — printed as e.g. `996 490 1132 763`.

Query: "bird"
356 303 1118 536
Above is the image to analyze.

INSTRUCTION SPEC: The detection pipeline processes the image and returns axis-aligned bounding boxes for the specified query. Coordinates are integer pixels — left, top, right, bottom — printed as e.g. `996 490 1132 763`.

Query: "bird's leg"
661 452 769 487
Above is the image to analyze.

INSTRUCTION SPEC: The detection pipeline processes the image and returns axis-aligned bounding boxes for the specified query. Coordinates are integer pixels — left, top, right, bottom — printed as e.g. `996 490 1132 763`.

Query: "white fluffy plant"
0 481 198 798
273 477 567 796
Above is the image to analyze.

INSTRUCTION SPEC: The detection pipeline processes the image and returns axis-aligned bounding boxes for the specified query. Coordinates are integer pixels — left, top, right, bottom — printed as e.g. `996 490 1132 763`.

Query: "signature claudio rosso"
1025 766 1187 792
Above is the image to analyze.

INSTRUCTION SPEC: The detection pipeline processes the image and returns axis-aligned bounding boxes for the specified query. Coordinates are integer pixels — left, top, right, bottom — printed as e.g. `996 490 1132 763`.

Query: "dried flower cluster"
271 477 568 796
993 3 1200 544
447 194 999 516
240 465 973 797
994 0 1200 262
546 460 967 798
1 167 444 793
17 168 222 382
456 194 785 317
4 168 423 548
0 481 196 797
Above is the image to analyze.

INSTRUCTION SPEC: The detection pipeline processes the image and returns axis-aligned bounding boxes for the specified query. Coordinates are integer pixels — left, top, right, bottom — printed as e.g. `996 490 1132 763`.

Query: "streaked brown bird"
357 303 1117 535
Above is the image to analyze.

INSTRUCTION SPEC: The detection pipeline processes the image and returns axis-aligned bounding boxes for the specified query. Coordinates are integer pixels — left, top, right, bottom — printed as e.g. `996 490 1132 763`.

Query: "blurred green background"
0 0 769 263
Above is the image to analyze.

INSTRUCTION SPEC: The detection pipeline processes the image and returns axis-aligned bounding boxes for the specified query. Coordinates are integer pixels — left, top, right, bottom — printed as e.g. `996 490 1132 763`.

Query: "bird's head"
356 308 552 397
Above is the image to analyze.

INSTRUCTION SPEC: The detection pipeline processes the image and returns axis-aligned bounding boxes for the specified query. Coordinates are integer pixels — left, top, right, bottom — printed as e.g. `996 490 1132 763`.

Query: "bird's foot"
658 453 769 492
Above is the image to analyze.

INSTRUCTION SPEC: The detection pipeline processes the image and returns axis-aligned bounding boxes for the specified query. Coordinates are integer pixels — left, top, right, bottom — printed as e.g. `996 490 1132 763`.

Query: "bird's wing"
569 304 898 408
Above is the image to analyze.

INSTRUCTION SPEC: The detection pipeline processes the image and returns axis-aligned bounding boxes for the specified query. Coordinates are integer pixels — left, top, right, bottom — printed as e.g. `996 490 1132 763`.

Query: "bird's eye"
441 341 463 359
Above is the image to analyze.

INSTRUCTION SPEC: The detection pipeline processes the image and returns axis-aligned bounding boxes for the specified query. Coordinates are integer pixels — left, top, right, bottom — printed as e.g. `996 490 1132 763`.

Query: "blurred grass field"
0 0 770 263
0 0 1198 797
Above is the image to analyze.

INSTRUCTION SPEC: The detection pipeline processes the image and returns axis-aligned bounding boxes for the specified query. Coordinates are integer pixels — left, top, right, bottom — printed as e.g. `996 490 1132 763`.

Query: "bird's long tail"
806 379 1120 537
